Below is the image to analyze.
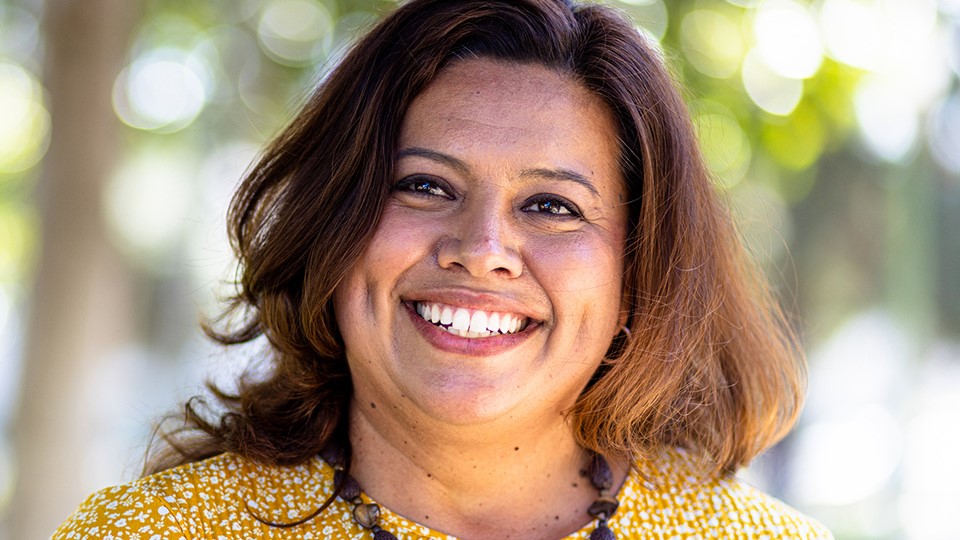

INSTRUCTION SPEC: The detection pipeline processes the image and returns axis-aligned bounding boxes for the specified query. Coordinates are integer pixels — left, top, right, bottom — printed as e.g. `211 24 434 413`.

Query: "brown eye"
521 196 581 218
394 176 454 199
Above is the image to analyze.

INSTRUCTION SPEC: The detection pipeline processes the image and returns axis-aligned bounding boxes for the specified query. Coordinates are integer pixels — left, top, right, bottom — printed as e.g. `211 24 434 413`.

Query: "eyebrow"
396 146 601 197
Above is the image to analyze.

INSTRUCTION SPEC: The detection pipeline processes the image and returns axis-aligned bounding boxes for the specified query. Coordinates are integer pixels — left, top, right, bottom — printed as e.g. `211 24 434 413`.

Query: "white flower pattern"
54 449 832 539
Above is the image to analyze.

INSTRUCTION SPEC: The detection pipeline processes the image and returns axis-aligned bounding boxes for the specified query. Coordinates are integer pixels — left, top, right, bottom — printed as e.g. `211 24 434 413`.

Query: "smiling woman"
336 60 627 434
55 0 831 539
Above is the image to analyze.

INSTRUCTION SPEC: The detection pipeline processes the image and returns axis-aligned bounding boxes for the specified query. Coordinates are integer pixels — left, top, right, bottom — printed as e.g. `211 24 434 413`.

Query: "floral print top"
54 448 832 539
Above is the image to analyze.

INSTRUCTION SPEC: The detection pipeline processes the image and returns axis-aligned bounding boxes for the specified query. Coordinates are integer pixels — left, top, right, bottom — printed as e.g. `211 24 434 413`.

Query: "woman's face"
334 59 628 427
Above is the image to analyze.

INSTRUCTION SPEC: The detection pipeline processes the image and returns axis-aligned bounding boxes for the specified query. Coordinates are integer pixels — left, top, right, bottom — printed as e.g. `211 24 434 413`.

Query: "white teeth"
414 302 529 339
451 308 471 331
487 312 500 333
499 313 512 334
468 311 487 333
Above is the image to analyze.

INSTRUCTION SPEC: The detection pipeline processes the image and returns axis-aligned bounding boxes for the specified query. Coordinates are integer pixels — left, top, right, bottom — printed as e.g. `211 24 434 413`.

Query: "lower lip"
404 303 538 357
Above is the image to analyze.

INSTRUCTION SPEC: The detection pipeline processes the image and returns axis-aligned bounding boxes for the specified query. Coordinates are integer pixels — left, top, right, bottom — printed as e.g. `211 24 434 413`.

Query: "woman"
56 0 831 538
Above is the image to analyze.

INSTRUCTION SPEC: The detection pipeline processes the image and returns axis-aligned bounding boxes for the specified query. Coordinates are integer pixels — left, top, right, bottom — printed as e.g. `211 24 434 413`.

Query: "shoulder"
53 452 340 539
52 475 187 539
613 448 833 540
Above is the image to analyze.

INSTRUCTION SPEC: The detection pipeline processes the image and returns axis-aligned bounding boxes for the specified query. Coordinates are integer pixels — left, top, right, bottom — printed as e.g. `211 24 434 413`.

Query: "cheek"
366 207 432 268
334 207 432 321
527 231 624 322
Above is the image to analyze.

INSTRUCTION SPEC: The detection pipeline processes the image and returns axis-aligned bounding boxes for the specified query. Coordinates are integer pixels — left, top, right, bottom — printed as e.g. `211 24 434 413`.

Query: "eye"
521 195 582 218
393 176 455 199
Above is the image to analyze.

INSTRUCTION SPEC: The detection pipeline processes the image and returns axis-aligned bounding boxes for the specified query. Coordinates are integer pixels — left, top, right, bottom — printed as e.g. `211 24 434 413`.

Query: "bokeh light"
790 405 901 506
113 48 212 133
841 0 950 163
900 352 960 540
819 0 884 70
103 150 195 269
0 61 50 173
0 5 40 65
741 49 803 116
793 312 909 508
257 0 335 67
854 75 919 162
681 9 744 79
694 104 752 188
753 0 823 79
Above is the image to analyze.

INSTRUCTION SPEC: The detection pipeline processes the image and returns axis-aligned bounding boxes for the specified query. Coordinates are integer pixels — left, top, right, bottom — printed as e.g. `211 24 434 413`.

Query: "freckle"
427 473 432 478
425 515 430 520
370 402 376 409
572 482 579 488
555 516 560 520
514 446 519 451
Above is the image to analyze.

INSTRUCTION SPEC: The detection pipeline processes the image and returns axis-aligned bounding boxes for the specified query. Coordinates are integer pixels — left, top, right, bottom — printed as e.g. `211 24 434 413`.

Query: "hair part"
148 0 805 478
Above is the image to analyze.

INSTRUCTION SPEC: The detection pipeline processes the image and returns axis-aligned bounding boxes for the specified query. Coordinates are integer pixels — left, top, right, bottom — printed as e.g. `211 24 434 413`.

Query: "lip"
402 301 541 357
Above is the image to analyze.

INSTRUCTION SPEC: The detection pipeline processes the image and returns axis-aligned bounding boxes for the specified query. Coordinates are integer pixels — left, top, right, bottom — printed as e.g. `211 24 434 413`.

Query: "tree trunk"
10 1 138 537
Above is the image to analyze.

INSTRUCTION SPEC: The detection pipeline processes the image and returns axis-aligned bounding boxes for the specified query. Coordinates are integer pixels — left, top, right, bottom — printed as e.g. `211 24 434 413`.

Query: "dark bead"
354 503 382 528
373 526 399 540
320 444 346 468
587 496 619 520
334 470 362 501
590 522 616 540
586 454 613 491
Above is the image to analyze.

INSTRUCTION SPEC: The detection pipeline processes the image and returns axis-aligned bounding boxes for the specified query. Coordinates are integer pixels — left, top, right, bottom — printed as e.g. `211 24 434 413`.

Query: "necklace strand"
320 444 619 539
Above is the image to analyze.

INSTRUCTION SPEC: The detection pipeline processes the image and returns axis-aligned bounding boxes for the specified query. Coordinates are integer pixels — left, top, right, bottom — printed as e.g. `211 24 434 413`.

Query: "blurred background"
0 0 958 538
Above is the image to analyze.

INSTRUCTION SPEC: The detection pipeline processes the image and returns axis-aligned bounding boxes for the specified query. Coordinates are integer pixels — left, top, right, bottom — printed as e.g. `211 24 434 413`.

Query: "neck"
346 398 626 540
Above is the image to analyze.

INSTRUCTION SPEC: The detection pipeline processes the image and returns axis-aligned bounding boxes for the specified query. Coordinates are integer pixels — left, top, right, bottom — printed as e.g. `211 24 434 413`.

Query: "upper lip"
402 287 546 322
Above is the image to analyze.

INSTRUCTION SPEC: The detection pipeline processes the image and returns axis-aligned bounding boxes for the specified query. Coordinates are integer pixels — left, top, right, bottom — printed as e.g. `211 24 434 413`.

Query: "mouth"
413 301 530 339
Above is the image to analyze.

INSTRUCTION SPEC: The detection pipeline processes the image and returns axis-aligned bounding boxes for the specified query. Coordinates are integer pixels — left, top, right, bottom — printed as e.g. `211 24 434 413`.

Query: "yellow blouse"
54 449 831 539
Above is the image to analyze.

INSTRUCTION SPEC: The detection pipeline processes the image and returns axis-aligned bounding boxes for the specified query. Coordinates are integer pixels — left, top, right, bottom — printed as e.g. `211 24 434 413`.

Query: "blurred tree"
9 0 139 537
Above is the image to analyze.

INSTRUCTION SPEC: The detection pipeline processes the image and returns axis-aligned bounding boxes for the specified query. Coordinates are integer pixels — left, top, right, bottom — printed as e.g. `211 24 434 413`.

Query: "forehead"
399 59 623 191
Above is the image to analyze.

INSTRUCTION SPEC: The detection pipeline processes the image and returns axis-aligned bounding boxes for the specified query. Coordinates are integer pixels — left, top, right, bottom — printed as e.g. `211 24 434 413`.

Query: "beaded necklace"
320 444 620 539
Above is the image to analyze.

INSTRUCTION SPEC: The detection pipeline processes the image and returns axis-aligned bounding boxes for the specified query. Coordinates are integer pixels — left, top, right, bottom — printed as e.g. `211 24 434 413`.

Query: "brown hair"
149 0 805 477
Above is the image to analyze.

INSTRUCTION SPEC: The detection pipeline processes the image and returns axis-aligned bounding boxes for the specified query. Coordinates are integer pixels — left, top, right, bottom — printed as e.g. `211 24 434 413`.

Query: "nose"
437 208 523 279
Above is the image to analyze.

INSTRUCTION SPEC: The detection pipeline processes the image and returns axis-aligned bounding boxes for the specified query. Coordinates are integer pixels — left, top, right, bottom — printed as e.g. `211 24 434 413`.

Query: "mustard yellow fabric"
54 449 831 539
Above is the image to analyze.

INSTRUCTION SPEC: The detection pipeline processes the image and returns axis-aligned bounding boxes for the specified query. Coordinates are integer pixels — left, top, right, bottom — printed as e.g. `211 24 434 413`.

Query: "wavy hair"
148 0 805 478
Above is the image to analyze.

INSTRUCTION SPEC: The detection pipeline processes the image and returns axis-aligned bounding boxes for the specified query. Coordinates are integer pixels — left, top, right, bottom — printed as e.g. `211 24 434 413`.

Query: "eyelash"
520 195 582 218
393 176 455 199
393 176 583 219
